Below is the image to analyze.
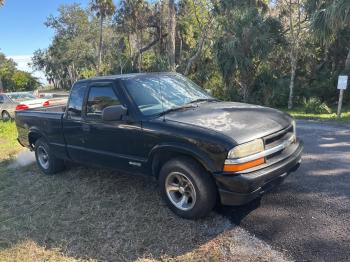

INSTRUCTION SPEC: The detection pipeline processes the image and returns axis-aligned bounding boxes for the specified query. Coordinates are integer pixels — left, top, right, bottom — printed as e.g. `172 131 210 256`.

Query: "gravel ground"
220 120 350 262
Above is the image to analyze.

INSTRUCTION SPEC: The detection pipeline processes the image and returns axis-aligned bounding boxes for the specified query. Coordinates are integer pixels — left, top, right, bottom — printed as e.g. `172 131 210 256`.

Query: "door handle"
82 124 90 132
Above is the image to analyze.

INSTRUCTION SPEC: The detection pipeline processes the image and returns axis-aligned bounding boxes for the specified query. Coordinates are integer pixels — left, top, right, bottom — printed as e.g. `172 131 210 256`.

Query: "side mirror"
102 105 127 121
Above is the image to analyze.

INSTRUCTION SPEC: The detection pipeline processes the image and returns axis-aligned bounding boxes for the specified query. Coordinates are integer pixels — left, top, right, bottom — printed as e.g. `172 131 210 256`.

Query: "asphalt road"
219 120 350 262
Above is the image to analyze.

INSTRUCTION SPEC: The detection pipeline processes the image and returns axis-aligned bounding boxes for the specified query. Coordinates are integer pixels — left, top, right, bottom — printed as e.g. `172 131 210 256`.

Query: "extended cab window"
67 83 87 119
86 85 120 118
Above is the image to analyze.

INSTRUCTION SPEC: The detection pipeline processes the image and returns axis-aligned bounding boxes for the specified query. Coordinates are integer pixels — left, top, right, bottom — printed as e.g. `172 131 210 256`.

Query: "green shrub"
303 97 332 114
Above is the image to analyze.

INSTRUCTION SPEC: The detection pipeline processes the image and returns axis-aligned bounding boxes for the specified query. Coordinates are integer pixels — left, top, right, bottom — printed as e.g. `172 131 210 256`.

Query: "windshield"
123 74 213 116
8 93 36 101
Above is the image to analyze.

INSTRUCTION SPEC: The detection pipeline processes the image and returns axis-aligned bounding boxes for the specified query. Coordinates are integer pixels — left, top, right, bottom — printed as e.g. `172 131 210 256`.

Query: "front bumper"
214 140 303 206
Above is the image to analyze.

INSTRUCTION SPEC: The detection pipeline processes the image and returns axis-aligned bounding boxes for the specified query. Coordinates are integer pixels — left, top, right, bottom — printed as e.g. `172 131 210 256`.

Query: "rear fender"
28 127 47 149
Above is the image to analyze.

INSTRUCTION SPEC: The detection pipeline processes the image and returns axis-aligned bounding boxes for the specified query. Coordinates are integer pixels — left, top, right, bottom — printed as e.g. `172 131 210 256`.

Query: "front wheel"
159 157 217 219
35 138 65 175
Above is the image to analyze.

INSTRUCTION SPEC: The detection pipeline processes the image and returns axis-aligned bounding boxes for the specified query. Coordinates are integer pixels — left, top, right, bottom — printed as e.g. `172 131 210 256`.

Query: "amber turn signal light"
223 157 265 172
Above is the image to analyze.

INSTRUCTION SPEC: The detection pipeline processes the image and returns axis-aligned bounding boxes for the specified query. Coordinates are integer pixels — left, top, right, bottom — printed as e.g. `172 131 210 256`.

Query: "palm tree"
90 0 116 75
310 0 350 116
310 0 350 71
216 5 283 101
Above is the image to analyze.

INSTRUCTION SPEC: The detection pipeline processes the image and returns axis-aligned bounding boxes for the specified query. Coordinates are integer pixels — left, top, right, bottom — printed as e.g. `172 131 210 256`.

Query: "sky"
0 0 90 83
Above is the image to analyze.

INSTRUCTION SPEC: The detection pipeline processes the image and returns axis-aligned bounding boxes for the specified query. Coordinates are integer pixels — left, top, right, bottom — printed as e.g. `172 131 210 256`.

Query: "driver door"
81 82 145 172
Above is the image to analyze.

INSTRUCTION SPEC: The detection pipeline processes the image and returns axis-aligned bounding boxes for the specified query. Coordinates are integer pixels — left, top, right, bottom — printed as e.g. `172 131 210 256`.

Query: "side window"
86 85 120 119
0 95 4 103
67 83 87 119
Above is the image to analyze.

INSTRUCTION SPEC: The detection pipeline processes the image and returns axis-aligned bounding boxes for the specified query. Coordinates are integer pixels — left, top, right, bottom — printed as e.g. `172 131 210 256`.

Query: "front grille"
263 125 294 161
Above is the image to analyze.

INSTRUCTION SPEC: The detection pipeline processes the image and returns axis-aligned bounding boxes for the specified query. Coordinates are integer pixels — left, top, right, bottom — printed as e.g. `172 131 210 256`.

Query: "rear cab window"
86 84 120 119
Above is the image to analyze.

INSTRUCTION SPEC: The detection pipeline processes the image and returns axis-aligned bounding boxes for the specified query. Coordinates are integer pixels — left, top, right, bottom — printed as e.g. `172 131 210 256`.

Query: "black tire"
1 111 11 122
34 138 65 175
159 156 217 219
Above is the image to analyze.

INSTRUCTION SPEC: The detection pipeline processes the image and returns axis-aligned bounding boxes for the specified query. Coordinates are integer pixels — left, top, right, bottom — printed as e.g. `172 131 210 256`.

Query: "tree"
168 0 176 71
32 4 98 89
0 53 16 92
90 0 116 75
177 0 215 76
10 71 40 91
0 0 4 7
0 52 40 92
215 1 284 101
27 0 350 108
275 0 307 109
309 0 350 72
116 0 168 72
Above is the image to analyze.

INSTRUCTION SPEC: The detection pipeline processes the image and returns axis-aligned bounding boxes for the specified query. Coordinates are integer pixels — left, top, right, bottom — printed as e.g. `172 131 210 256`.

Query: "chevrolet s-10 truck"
15 73 303 219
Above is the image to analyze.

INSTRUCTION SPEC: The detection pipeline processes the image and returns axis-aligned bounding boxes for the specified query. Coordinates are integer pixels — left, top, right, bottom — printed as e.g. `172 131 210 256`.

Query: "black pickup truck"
16 73 303 219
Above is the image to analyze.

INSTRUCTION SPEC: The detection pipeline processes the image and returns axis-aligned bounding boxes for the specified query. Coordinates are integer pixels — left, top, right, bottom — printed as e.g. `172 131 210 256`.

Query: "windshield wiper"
187 98 219 104
159 104 197 116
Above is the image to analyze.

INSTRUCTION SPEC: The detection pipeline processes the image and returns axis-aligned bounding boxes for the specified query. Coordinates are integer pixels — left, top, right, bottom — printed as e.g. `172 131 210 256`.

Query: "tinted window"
67 83 87 119
86 86 120 118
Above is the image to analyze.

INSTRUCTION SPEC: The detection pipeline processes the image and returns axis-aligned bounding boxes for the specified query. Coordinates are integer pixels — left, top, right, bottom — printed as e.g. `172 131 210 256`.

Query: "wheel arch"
149 144 216 178
28 128 47 149
1 110 12 119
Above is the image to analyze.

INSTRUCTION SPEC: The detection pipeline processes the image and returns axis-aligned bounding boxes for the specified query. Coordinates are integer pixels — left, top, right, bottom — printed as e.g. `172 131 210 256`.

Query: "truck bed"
15 105 66 151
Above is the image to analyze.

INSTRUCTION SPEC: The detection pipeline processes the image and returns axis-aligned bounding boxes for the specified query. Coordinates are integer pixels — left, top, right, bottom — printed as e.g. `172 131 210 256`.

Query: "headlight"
227 139 264 159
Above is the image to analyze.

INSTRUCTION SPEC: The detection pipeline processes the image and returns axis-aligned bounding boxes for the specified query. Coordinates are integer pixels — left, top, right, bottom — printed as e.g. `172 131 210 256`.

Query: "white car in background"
0 92 50 120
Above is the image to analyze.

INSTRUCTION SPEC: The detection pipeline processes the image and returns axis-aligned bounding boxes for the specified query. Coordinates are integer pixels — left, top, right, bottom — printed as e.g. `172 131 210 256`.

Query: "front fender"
149 142 217 175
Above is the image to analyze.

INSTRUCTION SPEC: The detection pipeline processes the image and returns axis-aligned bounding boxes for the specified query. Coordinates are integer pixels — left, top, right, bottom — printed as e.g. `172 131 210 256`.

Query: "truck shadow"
216 198 262 225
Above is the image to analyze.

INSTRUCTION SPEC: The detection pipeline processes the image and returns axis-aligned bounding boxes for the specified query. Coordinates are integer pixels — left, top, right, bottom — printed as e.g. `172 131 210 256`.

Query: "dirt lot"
0 159 288 262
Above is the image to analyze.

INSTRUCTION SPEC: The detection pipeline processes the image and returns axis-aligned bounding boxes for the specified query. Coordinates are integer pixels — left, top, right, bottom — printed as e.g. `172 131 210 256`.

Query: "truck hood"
164 102 292 144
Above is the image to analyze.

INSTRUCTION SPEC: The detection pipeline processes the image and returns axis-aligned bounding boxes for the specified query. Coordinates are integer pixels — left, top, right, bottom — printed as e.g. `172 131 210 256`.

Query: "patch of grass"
0 121 22 161
0 164 289 262
281 105 350 124
0 240 93 262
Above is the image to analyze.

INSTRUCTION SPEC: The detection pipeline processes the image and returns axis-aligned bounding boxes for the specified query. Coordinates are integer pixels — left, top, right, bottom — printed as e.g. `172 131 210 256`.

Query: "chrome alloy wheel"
37 146 49 169
165 172 197 211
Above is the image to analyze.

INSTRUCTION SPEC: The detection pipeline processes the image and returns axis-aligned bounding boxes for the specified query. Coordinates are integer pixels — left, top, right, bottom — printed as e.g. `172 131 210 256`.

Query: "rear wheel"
35 138 65 175
159 157 217 219
1 111 11 121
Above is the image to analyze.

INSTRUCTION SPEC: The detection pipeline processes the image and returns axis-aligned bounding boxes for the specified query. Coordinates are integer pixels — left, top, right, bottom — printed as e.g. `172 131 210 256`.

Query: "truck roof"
76 72 177 83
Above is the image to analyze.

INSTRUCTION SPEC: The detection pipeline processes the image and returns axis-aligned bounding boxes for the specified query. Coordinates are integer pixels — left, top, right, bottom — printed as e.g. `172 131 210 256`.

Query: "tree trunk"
240 74 250 102
168 0 176 71
177 30 183 66
287 0 297 110
184 34 205 75
0 76 3 93
97 16 104 75
242 83 249 102
288 51 297 109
